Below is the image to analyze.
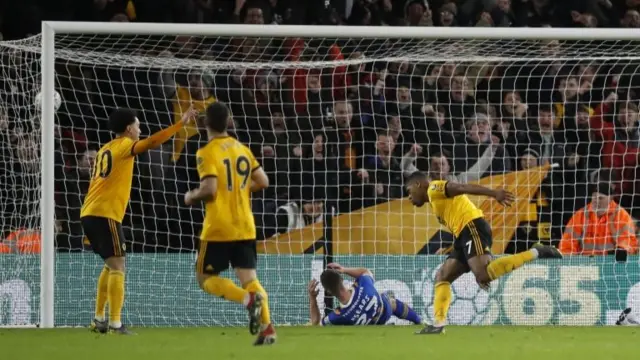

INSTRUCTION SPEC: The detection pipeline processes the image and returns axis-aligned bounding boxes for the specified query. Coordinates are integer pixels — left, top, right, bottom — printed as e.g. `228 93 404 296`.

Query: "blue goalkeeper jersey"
321 274 392 326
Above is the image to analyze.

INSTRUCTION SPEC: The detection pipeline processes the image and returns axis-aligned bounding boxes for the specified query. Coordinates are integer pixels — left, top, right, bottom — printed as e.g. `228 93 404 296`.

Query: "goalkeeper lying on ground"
308 263 423 326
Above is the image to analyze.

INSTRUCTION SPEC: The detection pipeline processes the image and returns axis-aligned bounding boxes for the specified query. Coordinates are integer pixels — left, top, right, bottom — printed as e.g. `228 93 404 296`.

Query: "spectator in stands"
522 105 566 166
378 114 404 156
363 133 406 204
565 103 600 173
516 0 558 27
260 111 301 200
404 0 432 26
590 93 640 211
500 90 528 125
273 196 324 235
518 148 540 171
324 100 368 212
560 184 638 255
453 113 509 176
445 75 476 132
55 149 96 250
298 71 326 141
621 9 640 27
435 2 458 26
421 105 454 155
385 78 429 153
525 102 588 238
289 133 338 201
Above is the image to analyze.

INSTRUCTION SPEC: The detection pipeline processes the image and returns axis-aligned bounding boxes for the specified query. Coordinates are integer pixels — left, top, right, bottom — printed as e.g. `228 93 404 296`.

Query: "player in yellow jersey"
405 171 562 334
81 107 198 335
184 102 276 346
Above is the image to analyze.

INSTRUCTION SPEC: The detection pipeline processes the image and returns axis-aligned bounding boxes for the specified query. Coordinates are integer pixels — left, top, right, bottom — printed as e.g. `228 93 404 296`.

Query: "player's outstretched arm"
250 167 269 192
327 263 373 279
131 108 199 155
307 279 322 326
445 182 515 207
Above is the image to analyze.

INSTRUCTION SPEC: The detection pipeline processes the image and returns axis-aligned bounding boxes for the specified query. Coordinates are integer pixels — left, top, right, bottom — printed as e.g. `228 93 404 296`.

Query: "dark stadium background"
1 0 640 257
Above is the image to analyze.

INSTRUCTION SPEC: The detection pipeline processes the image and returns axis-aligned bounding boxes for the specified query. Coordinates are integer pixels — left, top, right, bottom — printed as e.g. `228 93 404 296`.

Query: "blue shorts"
375 293 394 325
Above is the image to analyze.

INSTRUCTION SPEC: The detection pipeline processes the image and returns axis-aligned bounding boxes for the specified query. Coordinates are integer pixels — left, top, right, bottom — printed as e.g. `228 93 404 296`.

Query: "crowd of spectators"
2 0 640 255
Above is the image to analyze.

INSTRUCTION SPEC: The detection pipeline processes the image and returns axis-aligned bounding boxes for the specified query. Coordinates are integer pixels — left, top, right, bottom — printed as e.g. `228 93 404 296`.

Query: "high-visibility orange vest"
4 229 41 254
560 201 638 255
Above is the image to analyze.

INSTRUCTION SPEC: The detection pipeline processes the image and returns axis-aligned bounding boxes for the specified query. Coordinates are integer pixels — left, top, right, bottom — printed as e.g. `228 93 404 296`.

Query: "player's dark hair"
108 108 138 134
205 102 230 133
320 270 343 297
406 171 429 185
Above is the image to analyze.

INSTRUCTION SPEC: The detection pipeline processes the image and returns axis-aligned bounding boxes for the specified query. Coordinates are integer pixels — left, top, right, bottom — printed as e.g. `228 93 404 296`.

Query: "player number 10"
223 156 250 191
92 150 113 179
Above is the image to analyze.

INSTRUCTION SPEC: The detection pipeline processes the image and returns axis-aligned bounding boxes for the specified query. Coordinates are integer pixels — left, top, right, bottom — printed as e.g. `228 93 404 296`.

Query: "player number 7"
466 240 472 255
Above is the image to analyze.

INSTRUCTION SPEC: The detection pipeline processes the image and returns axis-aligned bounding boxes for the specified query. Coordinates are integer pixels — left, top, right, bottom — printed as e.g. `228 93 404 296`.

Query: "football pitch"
1 326 637 360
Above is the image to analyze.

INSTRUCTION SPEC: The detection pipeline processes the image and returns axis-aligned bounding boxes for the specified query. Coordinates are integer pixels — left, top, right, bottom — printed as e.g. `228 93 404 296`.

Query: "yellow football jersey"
427 180 484 236
80 137 136 222
196 136 260 242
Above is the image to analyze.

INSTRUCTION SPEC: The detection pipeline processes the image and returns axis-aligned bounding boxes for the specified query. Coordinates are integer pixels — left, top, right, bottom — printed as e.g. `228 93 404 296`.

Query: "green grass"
1 326 638 360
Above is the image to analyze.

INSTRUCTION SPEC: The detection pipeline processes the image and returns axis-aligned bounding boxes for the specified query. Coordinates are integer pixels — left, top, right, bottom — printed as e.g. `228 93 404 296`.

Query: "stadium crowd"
1 0 640 255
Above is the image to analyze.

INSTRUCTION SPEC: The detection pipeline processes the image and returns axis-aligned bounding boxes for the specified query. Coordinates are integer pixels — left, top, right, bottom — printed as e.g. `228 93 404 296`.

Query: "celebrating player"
184 102 275 346
308 263 423 326
405 172 563 334
82 107 198 335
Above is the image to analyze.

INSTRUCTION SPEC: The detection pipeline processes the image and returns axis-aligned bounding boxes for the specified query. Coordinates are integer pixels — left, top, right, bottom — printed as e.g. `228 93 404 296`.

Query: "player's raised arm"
307 279 322 326
326 263 373 279
445 182 515 206
130 107 199 156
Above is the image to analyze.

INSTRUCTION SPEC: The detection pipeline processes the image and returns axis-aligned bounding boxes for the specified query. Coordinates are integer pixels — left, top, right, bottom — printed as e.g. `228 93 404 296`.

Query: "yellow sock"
244 279 271 325
107 270 125 328
487 250 536 281
433 282 452 326
95 266 110 321
202 276 248 304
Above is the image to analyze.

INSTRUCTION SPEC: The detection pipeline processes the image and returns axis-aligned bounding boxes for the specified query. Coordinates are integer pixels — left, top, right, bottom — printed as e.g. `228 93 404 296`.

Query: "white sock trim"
109 321 122 328
530 248 539 259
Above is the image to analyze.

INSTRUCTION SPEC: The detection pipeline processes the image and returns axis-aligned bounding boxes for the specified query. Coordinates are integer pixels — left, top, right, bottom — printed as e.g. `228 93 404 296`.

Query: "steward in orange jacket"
560 185 637 255
1 229 41 254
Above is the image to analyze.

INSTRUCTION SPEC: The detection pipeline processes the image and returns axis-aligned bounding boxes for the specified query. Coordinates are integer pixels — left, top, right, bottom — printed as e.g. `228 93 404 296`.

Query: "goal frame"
38 21 640 328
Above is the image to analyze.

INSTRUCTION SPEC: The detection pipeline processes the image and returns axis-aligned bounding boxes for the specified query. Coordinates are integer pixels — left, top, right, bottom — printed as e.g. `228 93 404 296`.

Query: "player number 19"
223 156 250 190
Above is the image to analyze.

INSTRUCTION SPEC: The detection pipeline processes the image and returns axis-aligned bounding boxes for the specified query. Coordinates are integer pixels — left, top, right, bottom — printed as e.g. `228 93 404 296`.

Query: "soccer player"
82 107 199 334
308 263 423 326
184 102 276 346
405 172 563 334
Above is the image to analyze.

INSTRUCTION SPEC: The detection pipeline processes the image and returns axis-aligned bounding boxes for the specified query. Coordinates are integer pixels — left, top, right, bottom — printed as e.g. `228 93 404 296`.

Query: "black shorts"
448 218 493 270
195 240 257 275
81 216 126 260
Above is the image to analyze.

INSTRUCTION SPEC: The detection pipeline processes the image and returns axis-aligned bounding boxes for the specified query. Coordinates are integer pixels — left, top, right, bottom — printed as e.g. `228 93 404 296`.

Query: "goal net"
1 24 640 327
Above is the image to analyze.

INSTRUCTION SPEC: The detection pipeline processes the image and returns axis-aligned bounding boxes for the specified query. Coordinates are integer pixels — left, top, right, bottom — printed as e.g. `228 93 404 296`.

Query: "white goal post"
1 22 640 328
